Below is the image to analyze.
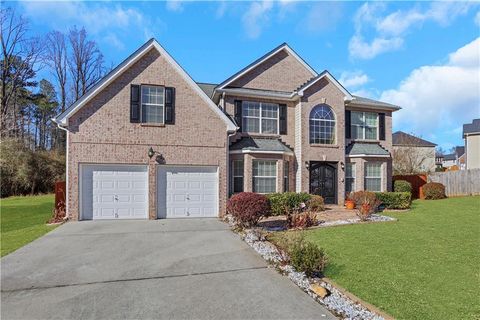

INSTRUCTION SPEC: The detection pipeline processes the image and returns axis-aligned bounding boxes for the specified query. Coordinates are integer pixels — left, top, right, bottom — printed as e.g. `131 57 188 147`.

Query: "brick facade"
64 41 396 220
67 48 229 220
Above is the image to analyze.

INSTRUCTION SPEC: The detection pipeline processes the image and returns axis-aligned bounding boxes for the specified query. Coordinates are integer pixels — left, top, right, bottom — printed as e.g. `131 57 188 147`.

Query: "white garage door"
157 166 218 218
81 165 148 220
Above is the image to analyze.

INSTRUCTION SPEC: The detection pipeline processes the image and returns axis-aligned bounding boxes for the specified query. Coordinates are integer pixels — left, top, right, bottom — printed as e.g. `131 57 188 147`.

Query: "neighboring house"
442 146 465 169
463 119 480 169
435 153 444 169
392 131 437 173
53 39 400 221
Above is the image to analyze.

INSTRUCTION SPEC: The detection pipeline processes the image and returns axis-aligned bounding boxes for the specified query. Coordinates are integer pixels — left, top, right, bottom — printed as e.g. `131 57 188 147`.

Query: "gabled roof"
393 131 437 147
230 137 293 155
463 119 480 137
296 70 353 100
455 146 465 157
347 95 401 111
346 142 390 157
197 82 217 98
215 43 317 91
53 39 236 132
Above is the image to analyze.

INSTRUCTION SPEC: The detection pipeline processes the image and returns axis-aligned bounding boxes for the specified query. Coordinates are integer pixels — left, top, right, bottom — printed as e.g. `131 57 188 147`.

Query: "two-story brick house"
54 39 400 221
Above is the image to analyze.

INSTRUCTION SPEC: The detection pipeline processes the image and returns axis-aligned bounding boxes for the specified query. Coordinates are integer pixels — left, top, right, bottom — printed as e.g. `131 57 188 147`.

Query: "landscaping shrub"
350 191 380 221
288 212 318 229
307 195 325 212
375 192 411 209
287 234 328 276
266 192 311 216
422 182 446 200
227 192 270 228
394 180 412 194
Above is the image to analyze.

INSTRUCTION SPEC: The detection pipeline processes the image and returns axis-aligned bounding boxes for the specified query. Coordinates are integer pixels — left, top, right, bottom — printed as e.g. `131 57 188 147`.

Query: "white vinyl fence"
428 169 480 197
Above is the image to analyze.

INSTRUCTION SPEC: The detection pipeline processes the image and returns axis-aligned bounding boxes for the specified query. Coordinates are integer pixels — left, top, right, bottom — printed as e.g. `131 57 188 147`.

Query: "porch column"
244 153 253 192
277 159 284 193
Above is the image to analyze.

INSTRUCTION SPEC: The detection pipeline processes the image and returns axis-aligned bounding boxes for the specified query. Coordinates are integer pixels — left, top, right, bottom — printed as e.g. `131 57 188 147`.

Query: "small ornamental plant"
351 191 380 221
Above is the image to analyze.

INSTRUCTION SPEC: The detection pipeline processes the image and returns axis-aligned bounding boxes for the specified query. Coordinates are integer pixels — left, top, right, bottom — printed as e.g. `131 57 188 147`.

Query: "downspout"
54 119 70 220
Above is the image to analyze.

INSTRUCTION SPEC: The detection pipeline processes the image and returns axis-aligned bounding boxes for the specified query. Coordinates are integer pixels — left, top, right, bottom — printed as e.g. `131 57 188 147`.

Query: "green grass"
1 194 58 257
271 197 480 320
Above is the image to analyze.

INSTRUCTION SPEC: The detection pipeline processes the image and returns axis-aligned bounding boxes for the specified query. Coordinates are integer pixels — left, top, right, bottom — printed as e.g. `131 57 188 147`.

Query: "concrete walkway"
1 219 336 319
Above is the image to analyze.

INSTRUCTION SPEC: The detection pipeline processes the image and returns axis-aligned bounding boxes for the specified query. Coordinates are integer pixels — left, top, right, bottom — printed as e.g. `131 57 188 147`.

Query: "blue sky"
11 1 480 150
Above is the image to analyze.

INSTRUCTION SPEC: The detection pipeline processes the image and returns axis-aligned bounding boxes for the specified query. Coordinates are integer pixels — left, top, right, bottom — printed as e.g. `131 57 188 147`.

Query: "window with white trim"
345 163 355 193
242 101 279 134
351 111 378 140
231 160 244 193
309 104 336 144
365 162 382 192
253 160 277 193
141 85 164 123
284 160 289 192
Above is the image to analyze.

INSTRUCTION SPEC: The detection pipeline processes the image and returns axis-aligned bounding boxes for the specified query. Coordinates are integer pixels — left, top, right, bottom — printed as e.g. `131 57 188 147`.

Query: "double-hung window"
141 85 165 123
364 163 382 192
253 160 277 193
351 111 378 140
345 163 355 193
231 160 244 193
242 101 279 134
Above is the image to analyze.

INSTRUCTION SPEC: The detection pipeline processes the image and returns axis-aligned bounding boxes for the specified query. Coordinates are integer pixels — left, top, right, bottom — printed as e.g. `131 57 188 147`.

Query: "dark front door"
309 162 337 204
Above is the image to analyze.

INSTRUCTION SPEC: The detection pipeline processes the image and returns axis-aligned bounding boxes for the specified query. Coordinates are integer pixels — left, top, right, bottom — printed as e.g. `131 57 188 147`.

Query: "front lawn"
1 194 57 257
271 196 479 320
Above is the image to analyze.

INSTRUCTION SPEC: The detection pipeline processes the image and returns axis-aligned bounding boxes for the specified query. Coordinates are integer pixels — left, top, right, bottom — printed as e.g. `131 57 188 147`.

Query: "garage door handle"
114 195 119 201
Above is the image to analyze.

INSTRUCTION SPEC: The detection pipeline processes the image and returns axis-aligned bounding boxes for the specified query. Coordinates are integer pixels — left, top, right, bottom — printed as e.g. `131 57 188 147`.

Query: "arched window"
309 104 336 144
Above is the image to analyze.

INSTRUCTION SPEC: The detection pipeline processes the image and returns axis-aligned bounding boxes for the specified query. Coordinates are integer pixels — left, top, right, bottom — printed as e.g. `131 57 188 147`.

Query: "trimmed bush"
227 192 270 228
375 192 411 209
394 180 412 193
288 234 328 276
422 182 446 200
307 195 325 212
266 192 311 216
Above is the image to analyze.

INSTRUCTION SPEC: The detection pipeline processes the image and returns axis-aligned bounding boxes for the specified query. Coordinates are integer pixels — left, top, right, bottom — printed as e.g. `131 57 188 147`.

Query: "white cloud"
166 0 184 13
349 2 476 59
242 1 274 39
20 1 143 34
379 38 480 145
349 35 403 60
339 70 370 88
302 2 343 33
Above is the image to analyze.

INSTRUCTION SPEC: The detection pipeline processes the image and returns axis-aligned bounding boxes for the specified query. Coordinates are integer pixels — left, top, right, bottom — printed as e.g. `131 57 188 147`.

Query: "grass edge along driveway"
1 194 57 257
270 196 479 320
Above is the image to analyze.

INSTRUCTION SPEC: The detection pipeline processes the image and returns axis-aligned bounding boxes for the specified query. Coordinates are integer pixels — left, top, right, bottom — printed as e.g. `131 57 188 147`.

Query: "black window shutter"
379 113 385 140
130 85 140 123
165 87 175 124
279 104 287 135
234 100 242 132
345 110 351 139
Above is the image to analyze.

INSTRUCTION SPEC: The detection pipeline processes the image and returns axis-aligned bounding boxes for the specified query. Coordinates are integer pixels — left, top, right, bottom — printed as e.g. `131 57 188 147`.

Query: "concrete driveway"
1 219 335 319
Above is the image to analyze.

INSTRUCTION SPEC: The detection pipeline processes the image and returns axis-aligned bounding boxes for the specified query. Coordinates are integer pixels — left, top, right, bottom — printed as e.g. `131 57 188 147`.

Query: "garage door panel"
81 165 148 220
157 166 219 218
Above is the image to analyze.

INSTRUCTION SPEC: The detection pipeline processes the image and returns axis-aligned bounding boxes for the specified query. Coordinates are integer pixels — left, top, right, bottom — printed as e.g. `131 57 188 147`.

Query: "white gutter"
54 120 70 220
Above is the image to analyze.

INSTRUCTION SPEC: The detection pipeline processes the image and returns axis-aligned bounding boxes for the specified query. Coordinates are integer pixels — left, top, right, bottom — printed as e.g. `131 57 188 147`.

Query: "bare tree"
1 7 43 137
45 31 67 113
67 26 105 101
393 134 435 174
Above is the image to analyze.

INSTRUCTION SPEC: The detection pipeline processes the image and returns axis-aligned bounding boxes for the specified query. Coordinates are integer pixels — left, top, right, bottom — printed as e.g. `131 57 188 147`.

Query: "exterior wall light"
305 161 310 169
340 161 345 170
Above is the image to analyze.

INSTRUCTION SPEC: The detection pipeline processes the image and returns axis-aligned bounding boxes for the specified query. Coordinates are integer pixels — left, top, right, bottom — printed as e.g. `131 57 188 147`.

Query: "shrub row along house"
53 39 400 220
